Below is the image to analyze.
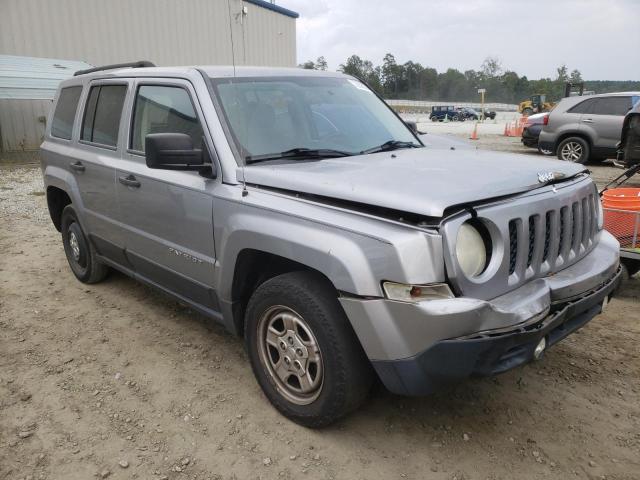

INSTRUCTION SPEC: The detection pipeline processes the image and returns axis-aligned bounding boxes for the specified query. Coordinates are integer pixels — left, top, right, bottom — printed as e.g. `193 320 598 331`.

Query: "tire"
537 145 553 156
430 116 438 122
452 115 459 122
245 271 373 428
61 205 109 284
522 108 534 116
622 258 640 277
557 136 590 164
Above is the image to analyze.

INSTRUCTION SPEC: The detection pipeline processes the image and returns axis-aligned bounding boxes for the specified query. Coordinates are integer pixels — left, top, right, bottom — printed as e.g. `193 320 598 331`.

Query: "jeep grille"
507 192 598 281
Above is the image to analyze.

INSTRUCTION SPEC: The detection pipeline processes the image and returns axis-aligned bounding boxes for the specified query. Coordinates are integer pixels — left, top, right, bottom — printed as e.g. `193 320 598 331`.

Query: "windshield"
209 75 420 163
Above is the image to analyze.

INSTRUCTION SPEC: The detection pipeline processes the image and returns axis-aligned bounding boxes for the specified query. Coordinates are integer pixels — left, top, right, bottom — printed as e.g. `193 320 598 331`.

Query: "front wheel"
622 258 640 277
245 271 373 428
538 144 553 155
557 137 590 163
430 116 438 122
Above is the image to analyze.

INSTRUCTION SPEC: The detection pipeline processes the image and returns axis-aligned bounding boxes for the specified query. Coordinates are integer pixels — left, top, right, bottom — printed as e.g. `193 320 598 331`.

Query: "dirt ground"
1 141 639 480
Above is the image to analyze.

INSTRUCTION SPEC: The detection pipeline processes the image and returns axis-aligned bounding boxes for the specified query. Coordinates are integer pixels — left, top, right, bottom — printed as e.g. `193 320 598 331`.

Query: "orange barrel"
602 188 640 247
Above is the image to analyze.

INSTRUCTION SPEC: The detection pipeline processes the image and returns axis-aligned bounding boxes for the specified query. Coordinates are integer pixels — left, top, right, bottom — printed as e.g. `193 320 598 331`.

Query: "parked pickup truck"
41 63 621 427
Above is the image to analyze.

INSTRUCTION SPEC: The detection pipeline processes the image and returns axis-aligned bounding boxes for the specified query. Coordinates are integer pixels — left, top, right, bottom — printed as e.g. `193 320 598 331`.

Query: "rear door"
582 96 634 152
115 79 218 311
63 80 130 261
563 97 597 129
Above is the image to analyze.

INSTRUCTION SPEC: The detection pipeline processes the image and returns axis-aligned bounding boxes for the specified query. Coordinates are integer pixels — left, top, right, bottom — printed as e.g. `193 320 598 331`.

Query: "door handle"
582 118 594 123
69 161 85 172
118 174 141 188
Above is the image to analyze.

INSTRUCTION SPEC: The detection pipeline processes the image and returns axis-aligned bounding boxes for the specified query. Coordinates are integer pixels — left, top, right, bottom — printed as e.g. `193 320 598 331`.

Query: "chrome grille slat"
572 201 582 253
582 197 591 246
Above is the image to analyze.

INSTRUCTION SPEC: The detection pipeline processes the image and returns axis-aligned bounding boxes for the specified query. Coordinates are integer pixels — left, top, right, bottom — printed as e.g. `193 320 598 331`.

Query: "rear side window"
51 86 82 140
130 85 204 153
81 84 128 147
567 98 597 114
591 96 633 116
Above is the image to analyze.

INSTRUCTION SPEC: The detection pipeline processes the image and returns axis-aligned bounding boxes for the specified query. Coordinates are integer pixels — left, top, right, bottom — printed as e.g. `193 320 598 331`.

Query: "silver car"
539 92 640 163
41 63 621 427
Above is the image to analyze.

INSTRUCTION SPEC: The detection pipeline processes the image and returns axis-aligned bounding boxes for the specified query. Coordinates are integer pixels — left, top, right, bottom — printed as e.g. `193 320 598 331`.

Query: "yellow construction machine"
518 82 588 116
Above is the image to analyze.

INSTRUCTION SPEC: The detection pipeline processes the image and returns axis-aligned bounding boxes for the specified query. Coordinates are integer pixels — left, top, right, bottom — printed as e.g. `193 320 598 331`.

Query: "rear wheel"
61 205 109 283
430 115 438 122
557 137 590 164
245 271 373 427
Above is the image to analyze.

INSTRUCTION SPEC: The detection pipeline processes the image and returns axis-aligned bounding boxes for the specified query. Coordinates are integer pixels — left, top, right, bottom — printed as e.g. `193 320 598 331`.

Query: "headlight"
456 222 489 277
382 282 454 303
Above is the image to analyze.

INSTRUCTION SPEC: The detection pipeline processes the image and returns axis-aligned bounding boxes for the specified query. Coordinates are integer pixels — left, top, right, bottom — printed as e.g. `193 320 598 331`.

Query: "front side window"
210 76 419 163
130 85 203 153
81 85 128 147
51 86 82 140
592 96 633 116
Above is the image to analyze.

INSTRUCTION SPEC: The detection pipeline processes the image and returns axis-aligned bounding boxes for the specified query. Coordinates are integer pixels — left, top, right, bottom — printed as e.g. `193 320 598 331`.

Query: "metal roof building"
0 0 298 152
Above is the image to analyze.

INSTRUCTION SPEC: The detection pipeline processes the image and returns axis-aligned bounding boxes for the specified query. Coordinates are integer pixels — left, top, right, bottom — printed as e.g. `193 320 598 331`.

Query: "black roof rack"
74 60 155 77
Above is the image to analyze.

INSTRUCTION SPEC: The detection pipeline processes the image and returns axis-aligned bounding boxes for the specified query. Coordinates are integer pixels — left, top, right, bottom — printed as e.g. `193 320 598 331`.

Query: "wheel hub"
69 231 81 261
258 306 324 405
561 142 583 161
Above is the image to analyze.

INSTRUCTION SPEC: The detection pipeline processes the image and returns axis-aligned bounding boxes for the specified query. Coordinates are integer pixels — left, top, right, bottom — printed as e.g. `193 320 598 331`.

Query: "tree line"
299 54 640 104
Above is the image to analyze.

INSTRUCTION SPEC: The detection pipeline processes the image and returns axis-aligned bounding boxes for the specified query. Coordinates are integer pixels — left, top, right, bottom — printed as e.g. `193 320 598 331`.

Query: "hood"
240 147 586 218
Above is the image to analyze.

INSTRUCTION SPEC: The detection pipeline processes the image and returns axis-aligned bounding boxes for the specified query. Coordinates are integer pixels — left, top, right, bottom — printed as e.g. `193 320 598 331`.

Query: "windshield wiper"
361 140 420 155
245 147 354 165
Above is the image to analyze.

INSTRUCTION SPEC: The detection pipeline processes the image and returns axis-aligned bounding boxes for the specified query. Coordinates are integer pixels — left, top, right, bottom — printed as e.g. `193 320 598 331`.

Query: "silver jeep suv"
539 92 640 164
41 62 621 427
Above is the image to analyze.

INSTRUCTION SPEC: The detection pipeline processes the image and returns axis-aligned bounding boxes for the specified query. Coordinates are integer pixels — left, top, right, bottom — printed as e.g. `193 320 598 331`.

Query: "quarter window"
51 86 82 140
81 85 128 147
130 85 203 153
568 98 596 114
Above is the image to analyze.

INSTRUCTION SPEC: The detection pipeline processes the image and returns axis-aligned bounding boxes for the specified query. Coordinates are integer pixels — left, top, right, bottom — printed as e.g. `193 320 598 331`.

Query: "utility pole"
477 88 486 121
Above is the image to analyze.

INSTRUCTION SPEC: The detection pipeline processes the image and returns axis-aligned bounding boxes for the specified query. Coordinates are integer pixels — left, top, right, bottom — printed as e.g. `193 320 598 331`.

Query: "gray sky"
283 0 640 80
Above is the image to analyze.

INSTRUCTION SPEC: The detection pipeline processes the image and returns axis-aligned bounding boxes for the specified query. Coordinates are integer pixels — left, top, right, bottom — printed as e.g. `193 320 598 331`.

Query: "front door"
115 79 218 312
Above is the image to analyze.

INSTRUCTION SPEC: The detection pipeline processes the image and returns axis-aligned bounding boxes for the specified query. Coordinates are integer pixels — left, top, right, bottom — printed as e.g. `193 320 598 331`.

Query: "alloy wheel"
257 305 324 405
560 141 583 162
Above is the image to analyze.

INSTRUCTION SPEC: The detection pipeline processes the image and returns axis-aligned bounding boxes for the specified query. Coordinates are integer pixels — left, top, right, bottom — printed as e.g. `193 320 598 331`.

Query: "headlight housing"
456 221 491 277
382 282 454 303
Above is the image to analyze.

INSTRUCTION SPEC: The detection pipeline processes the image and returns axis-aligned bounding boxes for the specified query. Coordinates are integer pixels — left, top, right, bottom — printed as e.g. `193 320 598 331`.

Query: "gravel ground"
1 154 639 480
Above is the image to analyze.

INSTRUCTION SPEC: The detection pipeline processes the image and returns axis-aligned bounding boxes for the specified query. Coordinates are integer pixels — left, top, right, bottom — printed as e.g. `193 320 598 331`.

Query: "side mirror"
145 133 203 170
405 120 418 134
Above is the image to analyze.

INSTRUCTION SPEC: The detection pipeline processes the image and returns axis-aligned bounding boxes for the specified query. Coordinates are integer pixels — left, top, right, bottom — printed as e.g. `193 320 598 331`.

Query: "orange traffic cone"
470 122 478 140
503 123 509 136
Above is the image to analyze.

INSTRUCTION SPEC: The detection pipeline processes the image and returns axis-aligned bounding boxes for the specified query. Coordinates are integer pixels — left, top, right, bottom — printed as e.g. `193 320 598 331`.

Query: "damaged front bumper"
339 231 621 396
